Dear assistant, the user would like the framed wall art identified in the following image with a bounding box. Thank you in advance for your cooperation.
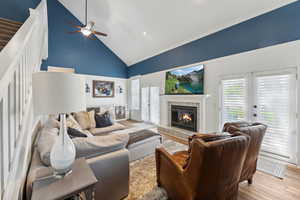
[93,80,115,98]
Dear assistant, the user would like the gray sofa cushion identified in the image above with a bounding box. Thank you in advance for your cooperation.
[73,132,129,159]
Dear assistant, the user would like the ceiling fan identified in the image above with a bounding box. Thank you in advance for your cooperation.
[67,0,107,39]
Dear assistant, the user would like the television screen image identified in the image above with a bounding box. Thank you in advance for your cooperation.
[165,65,204,95]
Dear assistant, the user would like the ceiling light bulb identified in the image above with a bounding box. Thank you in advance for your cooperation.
[81,28,92,36]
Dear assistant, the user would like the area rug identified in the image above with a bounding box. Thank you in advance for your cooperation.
[124,138,187,200]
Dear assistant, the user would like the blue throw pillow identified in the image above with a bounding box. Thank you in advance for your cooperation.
[95,111,113,128]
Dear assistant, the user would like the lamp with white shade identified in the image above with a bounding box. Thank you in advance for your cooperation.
[32,72,86,177]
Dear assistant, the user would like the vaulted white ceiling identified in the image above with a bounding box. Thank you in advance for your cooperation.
[59,0,296,66]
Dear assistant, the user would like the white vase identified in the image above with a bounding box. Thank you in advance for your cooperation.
[50,114,76,176]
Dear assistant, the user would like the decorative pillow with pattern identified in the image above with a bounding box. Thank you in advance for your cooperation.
[100,106,116,122]
[95,111,113,128]
[74,110,96,130]
[67,115,84,131]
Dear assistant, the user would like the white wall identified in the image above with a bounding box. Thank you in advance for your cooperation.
[136,40,300,134]
[78,74,128,107]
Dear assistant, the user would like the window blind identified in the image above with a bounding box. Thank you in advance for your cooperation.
[221,78,247,126]
[131,79,140,110]
[255,74,294,158]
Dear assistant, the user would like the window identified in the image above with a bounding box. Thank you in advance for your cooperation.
[131,79,140,110]
[220,78,247,126]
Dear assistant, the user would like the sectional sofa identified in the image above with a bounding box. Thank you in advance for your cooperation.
[26,106,162,200]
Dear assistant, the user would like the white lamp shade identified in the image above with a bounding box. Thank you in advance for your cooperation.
[32,72,86,115]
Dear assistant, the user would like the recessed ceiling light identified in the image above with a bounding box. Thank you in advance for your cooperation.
[143,32,147,36]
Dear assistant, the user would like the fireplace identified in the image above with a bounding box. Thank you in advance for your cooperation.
[171,105,197,132]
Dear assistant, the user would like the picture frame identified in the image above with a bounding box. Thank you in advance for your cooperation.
[93,80,115,98]
[115,106,126,120]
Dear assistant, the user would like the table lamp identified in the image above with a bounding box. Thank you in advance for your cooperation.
[32,72,86,177]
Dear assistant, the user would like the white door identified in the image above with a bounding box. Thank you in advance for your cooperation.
[220,69,297,162]
[252,71,297,161]
[141,87,150,122]
[150,87,160,124]
[141,87,160,124]
[130,78,140,121]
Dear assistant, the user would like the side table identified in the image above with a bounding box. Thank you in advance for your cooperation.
[31,158,98,200]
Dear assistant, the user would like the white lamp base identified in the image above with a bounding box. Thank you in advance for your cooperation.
[50,114,76,177]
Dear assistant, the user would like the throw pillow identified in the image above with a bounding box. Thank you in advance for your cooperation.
[44,117,60,129]
[95,111,113,128]
[67,127,88,139]
[74,110,96,130]
[100,106,116,122]
[67,115,84,131]
[36,127,58,166]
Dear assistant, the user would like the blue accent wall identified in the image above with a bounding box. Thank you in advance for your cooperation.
[0,0,128,78]
[128,1,300,77]
[0,0,40,22]
[41,0,128,78]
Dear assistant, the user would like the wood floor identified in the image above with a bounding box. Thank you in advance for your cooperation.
[238,165,300,200]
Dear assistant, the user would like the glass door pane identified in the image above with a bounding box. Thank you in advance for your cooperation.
[253,72,297,160]
[221,78,247,126]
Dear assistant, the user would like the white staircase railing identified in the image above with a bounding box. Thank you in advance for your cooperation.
[0,0,48,199]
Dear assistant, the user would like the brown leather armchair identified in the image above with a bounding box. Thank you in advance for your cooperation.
[156,134,250,200]
[223,122,267,184]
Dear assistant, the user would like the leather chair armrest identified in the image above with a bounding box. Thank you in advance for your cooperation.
[155,147,184,186]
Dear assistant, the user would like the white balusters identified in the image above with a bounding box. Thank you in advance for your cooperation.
[1,91,10,194]
[0,0,48,198]
[0,99,3,195]
[18,63,23,128]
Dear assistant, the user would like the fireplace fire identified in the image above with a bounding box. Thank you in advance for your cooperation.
[171,105,197,132]
[181,113,192,122]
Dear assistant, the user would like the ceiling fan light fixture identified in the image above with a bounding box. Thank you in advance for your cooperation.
[67,0,107,39]
[81,27,92,36]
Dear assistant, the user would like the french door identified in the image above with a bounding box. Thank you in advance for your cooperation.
[220,69,297,162]
[141,87,160,124]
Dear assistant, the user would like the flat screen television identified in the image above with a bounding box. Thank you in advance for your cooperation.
[165,65,204,95]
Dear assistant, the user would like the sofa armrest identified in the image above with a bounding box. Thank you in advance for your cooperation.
[87,149,129,200]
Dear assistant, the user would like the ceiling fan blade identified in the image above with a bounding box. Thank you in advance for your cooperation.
[72,25,83,29]
[67,30,81,34]
[93,31,108,37]
[87,34,96,40]
[66,21,83,29]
